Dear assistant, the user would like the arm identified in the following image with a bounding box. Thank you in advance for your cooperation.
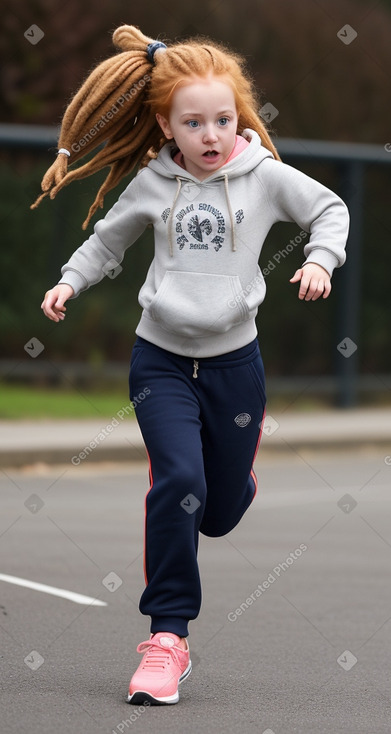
[41,173,150,321]
[256,158,350,299]
[57,174,150,298]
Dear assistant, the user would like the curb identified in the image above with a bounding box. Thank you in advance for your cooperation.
[1,409,391,468]
[1,437,390,469]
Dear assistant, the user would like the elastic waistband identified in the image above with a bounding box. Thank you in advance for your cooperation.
[134,336,260,368]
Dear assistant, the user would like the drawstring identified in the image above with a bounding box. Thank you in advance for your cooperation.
[223,174,236,252]
[167,173,237,256]
[167,176,182,257]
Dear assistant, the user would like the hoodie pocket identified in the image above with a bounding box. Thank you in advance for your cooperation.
[246,359,266,402]
[148,270,250,338]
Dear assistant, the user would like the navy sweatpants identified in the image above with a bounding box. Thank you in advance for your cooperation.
[128,336,266,638]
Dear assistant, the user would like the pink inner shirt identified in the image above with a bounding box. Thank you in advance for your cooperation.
[172,134,249,170]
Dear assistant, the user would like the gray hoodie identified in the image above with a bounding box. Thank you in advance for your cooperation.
[59,128,349,357]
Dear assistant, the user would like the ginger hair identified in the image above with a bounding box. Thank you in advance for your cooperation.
[31,24,281,230]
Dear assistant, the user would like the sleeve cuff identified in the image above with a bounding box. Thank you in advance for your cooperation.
[58,270,88,298]
[301,249,340,277]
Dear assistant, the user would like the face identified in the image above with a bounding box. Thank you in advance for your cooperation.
[156,76,238,181]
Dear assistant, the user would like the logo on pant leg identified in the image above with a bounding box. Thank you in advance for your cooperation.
[234,412,251,427]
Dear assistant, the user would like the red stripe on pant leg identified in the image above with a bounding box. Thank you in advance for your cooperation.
[250,406,266,502]
[143,446,154,586]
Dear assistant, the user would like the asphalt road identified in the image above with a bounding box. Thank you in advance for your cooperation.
[1,449,391,734]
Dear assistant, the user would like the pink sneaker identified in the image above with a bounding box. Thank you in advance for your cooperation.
[127,632,192,705]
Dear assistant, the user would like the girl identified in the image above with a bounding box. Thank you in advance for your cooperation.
[37,25,349,706]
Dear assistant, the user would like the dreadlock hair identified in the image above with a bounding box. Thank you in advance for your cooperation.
[31,24,281,230]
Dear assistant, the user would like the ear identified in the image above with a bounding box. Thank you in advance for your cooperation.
[156,113,173,139]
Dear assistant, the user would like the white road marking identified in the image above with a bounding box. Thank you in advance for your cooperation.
[0,573,107,606]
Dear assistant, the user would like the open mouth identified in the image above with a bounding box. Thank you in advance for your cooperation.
[203,150,219,158]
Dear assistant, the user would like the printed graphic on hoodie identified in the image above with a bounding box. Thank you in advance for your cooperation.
[161,203,244,251]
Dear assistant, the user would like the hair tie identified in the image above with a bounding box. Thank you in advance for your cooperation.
[57,148,71,157]
[146,41,167,64]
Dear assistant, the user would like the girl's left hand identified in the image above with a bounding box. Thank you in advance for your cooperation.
[289,263,331,301]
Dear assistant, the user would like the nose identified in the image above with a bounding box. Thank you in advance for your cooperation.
[202,123,218,144]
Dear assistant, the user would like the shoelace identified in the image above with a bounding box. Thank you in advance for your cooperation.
[136,639,184,673]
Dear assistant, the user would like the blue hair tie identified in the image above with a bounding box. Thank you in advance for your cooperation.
[146,41,167,64]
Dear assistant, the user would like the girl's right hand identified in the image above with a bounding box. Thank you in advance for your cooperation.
[41,284,74,322]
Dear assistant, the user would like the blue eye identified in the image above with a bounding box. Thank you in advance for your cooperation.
[187,120,199,128]
[218,117,229,126]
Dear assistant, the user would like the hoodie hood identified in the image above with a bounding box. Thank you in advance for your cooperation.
[147,129,274,255]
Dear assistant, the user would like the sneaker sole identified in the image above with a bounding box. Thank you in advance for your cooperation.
[127,660,192,705]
